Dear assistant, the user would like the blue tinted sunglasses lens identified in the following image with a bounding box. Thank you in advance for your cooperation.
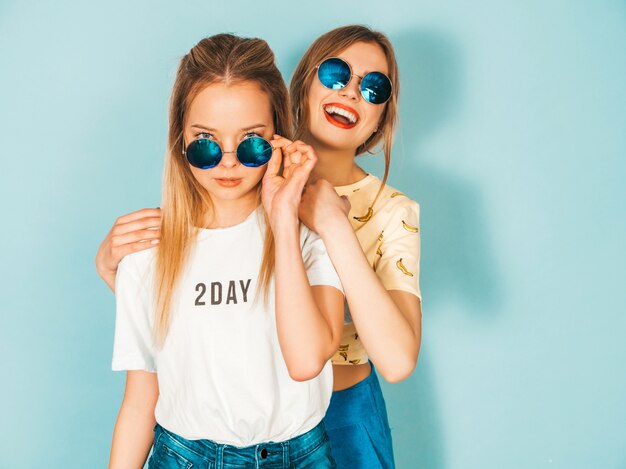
[361,72,392,104]
[237,137,273,167]
[186,139,222,169]
[318,58,351,90]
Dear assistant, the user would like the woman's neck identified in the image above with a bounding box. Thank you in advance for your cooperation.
[201,192,258,229]
[309,145,368,187]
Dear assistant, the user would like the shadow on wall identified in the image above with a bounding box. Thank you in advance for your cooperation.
[379,28,504,469]
[394,28,502,315]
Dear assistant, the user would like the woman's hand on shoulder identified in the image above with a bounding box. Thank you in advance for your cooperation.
[95,208,161,291]
[262,135,317,229]
[299,179,351,238]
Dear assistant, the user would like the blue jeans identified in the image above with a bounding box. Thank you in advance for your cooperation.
[323,365,395,469]
[148,420,336,468]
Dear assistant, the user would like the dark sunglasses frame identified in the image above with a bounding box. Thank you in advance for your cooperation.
[316,57,393,105]
[182,136,274,169]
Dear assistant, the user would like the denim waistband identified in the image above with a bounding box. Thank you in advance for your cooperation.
[154,419,328,467]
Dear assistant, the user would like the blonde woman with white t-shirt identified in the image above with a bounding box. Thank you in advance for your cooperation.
[107,34,344,468]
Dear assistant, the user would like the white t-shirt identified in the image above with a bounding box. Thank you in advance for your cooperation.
[112,208,343,446]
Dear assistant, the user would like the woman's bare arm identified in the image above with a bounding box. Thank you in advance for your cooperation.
[299,179,422,383]
[109,371,159,469]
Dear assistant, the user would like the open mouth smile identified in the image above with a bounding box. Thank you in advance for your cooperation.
[323,103,360,129]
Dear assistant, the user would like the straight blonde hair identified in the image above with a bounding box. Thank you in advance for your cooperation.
[155,34,292,346]
[290,25,400,208]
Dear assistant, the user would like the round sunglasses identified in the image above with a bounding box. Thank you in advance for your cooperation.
[316,57,392,105]
[183,136,274,169]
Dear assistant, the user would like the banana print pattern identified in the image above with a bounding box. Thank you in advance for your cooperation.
[337,351,363,365]
[353,206,373,222]
[332,329,366,365]
[338,344,350,362]
[402,220,419,233]
[396,258,414,277]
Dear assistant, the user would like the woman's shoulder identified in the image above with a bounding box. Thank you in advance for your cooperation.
[341,174,418,229]
[119,245,157,276]
[365,175,420,215]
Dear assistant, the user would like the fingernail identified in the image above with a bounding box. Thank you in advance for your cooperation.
[151,240,160,245]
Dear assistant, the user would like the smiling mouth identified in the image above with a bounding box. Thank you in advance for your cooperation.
[323,103,360,129]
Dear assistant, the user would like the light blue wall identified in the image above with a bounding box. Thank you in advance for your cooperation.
[1,1,624,467]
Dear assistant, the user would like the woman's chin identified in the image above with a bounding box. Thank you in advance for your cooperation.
[309,129,360,152]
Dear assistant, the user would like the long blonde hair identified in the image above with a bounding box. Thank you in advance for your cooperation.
[290,25,400,207]
[155,34,291,345]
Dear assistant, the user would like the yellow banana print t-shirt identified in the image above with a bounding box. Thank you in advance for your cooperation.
[331,174,421,366]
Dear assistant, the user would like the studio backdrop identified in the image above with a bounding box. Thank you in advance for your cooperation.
[0,1,624,468]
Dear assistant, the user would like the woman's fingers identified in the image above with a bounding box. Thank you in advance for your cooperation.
[270,135,293,149]
[96,208,162,288]
[112,229,161,247]
[111,216,161,237]
[112,239,160,260]
[269,135,295,176]
[294,143,318,175]
[284,142,316,168]
[268,135,319,200]
[287,155,317,189]
[301,147,318,171]
[274,136,298,170]
[115,208,161,226]
[283,151,303,178]
[282,141,317,185]
[264,145,283,181]
[289,142,317,167]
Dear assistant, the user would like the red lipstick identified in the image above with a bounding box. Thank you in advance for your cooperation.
[323,102,360,129]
